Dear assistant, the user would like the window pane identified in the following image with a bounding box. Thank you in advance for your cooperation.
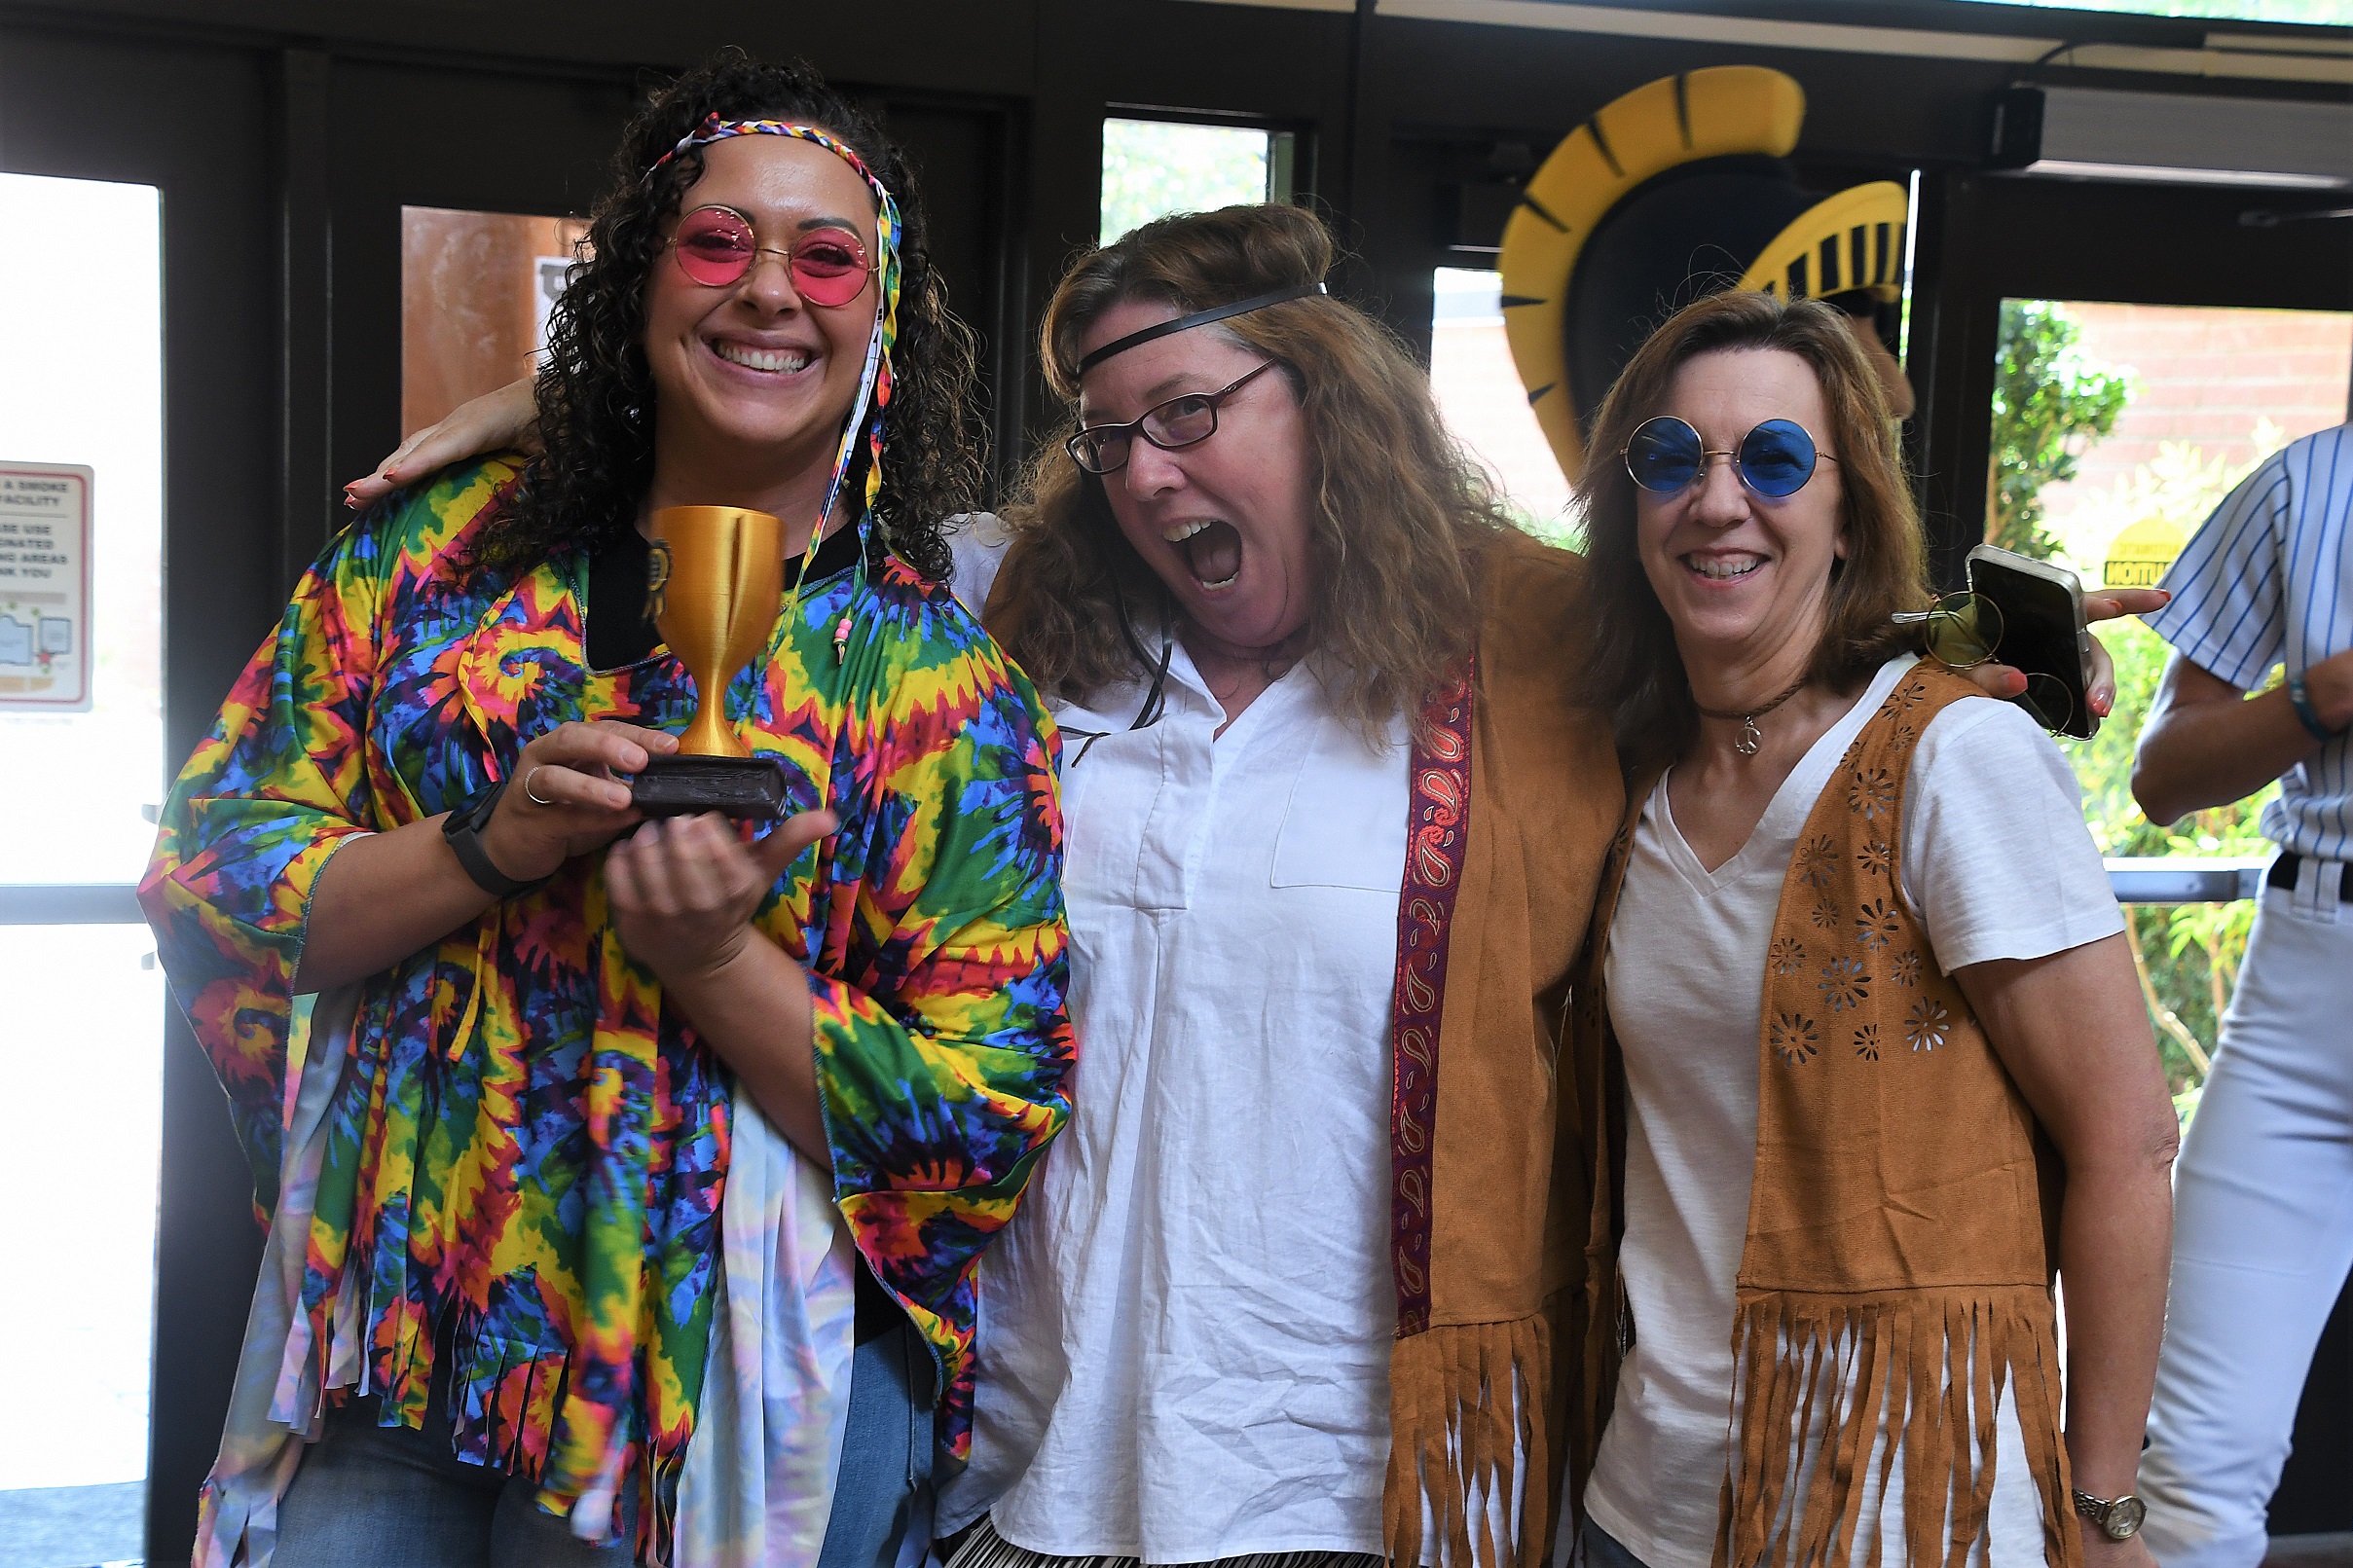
[1428,268,1578,545]
[1988,296,2353,1111]
[402,205,591,439]
[0,174,164,886]
[0,169,168,1566]
[1100,119,1272,243]
[0,923,164,1559]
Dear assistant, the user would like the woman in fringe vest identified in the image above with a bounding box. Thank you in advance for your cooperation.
[1563,290,2178,1568]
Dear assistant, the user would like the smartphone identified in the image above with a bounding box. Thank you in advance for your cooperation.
[1965,544,2099,741]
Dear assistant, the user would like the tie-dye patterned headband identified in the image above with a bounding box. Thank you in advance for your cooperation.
[648,115,902,609]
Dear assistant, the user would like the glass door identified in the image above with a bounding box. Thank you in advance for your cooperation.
[1986,298,2353,1114]
[1428,265,1578,544]
[0,172,167,1566]
[1985,294,2353,1536]
[402,205,592,435]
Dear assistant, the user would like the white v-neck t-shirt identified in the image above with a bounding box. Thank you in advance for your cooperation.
[1580,656,2124,1568]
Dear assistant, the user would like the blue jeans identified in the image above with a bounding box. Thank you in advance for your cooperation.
[274,1321,935,1568]
[1581,1517,1653,1568]
[272,1375,636,1567]
[816,1320,937,1568]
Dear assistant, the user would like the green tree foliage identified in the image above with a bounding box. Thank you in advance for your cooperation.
[1986,301,2135,560]
[2013,383,2305,1113]
[1099,120,1271,245]
[2068,617,2275,1115]
[1999,319,2296,1121]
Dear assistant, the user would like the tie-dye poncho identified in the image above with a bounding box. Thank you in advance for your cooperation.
[139,456,1074,1558]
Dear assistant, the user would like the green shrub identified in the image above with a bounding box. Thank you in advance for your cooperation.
[1991,300,2294,1121]
[2061,617,2273,1100]
[1986,302,2135,561]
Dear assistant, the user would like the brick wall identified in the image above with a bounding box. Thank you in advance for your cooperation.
[1432,310,1575,532]
[2038,301,2353,535]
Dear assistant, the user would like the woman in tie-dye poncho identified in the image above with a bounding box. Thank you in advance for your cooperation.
[139,53,1073,1568]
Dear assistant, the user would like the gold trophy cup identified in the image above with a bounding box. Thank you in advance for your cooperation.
[629,505,792,819]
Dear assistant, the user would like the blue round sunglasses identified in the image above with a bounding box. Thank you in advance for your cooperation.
[1621,416,1839,499]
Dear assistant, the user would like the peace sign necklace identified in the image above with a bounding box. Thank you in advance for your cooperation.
[1695,673,1813,757]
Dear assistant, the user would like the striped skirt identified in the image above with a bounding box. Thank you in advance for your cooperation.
[945,1516,1385,1568]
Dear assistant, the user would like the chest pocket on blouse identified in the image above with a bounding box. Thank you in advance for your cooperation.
[1269,711,1409,892]
[1058,708,1173,914]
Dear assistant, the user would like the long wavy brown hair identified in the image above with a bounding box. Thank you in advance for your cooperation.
[1574,290,1929,772]
[988,203,1512,737]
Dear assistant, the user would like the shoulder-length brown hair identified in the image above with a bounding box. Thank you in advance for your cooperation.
[987,203,1511,737]
[1575,290,1929,772]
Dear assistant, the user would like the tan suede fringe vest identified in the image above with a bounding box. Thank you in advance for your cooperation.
[1571,664,2080,1568]
[1374,535,1619,1568]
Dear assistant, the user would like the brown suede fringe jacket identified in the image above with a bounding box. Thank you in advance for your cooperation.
[1565,663,2079,1568]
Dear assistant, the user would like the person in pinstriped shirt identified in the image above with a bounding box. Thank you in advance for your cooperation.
[2130,420,2353,1568]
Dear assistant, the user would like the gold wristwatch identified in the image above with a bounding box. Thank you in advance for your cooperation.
[2073,1489,2148,1541]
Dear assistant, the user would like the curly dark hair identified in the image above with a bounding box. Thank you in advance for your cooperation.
[472,50,983,580]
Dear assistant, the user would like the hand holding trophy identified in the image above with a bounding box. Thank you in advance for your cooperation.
[630,504,793,819]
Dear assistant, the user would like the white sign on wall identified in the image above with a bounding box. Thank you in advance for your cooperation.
[0,462,94,712]
[535,255,571,352]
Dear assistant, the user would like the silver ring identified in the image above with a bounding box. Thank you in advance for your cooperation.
[523,766,557,808]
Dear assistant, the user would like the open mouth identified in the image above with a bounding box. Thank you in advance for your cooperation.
[1164,519,1242,591]
[709,339,814,376]
[1684,552,1764,582]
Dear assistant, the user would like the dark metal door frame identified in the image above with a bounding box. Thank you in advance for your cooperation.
[1906,168,2353,591]
[0,19,288,1562]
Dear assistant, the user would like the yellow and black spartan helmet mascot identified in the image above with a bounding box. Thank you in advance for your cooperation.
[1498,65,1909,481]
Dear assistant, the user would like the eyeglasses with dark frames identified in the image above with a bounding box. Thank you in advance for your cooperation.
[1066,362,1277,476]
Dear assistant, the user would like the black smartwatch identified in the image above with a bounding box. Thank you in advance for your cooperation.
[441,781,547,898]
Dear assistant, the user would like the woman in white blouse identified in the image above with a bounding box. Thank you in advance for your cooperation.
[940,202,1615,1568]
[356,201,1635,1567]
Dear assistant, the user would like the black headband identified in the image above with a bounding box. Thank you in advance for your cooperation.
[1076,281,1328,375]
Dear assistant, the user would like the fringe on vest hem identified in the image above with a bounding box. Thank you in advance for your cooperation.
[1382,1314,1553,1568]
[1714,1284,2077,1568]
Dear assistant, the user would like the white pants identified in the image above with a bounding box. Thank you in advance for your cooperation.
[2139,877,2353,1568]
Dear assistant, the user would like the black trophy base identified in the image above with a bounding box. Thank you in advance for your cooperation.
[631,754,790,820]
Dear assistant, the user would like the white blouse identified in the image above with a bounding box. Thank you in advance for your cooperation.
[934,614,1414,1561]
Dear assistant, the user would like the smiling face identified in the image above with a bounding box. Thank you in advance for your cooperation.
[641,132,879,478]
[1636,346,1848,680]
[1075,299,1322,655]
